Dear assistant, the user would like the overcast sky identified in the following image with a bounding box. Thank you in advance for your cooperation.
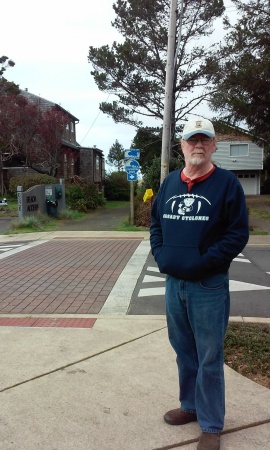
[2,0,237,158]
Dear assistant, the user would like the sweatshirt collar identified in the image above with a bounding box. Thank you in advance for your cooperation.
[181,166,216,192]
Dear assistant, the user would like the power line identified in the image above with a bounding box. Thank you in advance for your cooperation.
[80,94,110,145]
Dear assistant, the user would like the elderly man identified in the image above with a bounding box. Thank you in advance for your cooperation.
[150,118,249,450]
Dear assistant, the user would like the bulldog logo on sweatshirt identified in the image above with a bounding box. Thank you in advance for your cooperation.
[163,193,211,221]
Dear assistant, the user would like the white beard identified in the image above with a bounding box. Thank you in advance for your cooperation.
[189,155,205,165]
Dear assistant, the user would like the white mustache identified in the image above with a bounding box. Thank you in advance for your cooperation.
[191,151,205,155]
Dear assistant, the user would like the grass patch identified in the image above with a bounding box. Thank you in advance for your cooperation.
[9,214,56,233]
[105,200,130,209]
[249,230,268,235]
[0,199,18,217]
[57,209,87,220]
[249,207,270,220]
[224,323,270,388]
[115,219,149,232]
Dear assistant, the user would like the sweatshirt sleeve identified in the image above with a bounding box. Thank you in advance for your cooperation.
[202,180,249,269]
[150,189,163,258]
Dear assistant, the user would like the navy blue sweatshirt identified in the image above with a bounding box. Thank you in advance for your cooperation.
[150,167,249,280]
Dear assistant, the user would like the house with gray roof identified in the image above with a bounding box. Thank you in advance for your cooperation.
[3,91,105,191]
[213,122,264,195]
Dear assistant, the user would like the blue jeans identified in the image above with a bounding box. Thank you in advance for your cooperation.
[165,273,230,433]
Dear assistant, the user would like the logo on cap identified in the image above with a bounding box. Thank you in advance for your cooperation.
[195,121,202,128]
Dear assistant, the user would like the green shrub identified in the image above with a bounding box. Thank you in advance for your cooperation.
[11,213,50,230]
[65,177,105,211]
[104,171,130,200]
[9,174,57,194]
[134,191,152,228]
[140,156,183,196]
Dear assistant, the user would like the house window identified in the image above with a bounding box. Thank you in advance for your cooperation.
[70,122,74,133]
[96,155,100,170]
[66,122,69,130]
[230,144,249,157]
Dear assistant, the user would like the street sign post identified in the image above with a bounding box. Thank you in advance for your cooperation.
[124,149,141,225]
[127,172,138,181]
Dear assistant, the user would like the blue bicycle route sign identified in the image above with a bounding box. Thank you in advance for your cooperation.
[124,149,140,160]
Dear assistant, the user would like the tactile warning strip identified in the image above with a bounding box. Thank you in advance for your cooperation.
[0,317,96,328]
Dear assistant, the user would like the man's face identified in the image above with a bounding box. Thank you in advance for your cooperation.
[181,133,216,167]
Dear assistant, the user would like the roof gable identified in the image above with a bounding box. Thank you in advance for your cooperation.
[20,90,79,122]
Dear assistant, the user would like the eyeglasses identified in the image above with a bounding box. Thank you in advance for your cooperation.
[186,137,213,145]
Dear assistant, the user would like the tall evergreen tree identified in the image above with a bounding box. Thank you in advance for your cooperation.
[208,0,270,145]
[0,56,15,76]
[0,56,18,94]
[107,139,125,171]
[88,0,225,137]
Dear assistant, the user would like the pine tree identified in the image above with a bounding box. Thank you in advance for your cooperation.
[208,0,270,145]
[88,0,225,137]
[107,139,125,171]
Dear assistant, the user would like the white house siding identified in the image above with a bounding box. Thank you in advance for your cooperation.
[214,141,263,171]
[214,140,263,195]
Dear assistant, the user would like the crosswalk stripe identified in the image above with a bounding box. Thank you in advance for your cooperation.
[0,245,25,248]
[233,257,250,263]
[138,278,270,298]
[143,275,165,283]
[0,241,48,259]
[138,287,165,297]
[230,280,270,291]
[147,266,160,273]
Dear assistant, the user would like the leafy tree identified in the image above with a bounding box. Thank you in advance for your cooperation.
[141,155,183,196]
[33,107,70,176]
[131,126,183,174]
[88,0,225,137]
[208,0,270,146]
[106,139,125,171]
[131,127,162,174]
[0,92,70,180]
[0,56,15,76]
[0,56,18,95]
[0,93,34,194]
[104,171,130,200]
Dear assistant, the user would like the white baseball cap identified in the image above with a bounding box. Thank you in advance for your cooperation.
[182,118,215,140]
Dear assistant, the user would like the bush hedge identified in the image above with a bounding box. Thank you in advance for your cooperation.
[104,171,130,200]
[9,174,57,194]
[65,177,105,211]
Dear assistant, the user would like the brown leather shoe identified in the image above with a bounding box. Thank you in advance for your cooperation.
[164,408,197,425]
[197,432,221,450]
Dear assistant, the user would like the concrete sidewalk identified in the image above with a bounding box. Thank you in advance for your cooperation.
[0,316,269,450]
[0,231,269,449]
[0,228,269,243]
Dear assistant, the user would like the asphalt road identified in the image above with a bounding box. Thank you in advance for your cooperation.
[128,246,270,318]
[0,205,130,234]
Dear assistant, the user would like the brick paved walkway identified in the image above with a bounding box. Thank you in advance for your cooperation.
[0,239,142,315]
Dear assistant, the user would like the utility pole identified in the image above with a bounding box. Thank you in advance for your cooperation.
[160,0,178,185]
[160,0,184,185]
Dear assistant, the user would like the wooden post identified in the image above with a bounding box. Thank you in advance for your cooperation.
[130,181,134,225]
